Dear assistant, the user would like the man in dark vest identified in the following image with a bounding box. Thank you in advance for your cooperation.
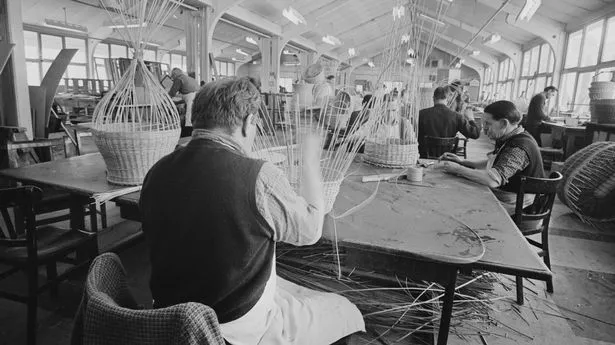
[437,100,545,213]
[140,77,364,344]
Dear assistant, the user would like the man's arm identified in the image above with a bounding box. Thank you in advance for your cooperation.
[168,78,182,97]
[456,112,481,139]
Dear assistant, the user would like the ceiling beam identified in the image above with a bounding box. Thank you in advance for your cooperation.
[281,0,352,37]
[566,2,615,32]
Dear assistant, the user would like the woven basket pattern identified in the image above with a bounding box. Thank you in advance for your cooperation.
[588,82,615,100]
[363,140,419,168]
[289,167,344,214]
[557,142,615,224]
[93,125,180,185]
[590,99,615,124]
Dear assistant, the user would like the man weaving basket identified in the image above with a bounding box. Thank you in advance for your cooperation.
[140,77,365,345]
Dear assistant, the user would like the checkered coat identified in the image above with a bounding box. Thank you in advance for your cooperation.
[71,253,225,345]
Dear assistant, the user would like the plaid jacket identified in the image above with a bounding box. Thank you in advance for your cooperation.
[71,253,226,345]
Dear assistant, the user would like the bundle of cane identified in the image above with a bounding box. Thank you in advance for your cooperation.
[92,0,182,185]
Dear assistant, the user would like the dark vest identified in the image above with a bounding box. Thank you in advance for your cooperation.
[140,139,273,323]
[493,131,545,193]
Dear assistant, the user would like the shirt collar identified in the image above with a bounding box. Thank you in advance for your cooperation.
[494,126,525,150]
[191,128,247,156]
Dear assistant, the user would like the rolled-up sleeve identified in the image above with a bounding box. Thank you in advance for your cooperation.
[489,147,530,186]
[255,162,323,246]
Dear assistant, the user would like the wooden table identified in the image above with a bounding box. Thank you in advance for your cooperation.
[543,122,586,159]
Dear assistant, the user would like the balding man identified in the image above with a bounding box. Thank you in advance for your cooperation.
[169,68,200,136]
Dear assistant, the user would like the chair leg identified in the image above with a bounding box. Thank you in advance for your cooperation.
[27,265,38,345]
[542,227,554,293]
[516,276,524,305]
[46,263,58,298]
[88,204,98,233]
[100,203,107,229]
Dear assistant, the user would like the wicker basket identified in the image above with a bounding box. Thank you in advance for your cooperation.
[317,91,352,129]
[363,139,419,168]
[588,81,615,100]
[288,167,344,214]
[93,124,179,185]
[590,99,615,124]
[557,142,615,225]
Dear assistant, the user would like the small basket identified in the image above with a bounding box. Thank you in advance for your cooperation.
[288,167,344,214]
[93,124,179,185]
[363,139,419,168]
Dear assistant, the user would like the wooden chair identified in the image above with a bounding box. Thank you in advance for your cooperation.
[455,136,468,159]
[0,186,97,345]
[512,172,563,305]
[424,136,459,159]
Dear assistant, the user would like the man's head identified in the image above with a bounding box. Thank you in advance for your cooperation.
[192,77,261,151]
[483,100,521,141]
[171,68,184,79]
[433,86,450,105]
[544,86,558,99]
[326,75,335,84]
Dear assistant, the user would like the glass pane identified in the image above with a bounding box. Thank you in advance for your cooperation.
[94,43,109,58]
[66,65,88,79]
[181,56,187,72]
[144,49,156,62]
[41,34,62,60]
[170,54,182,69]
[24,31,39,59]
[26,61,40,85]
[228,62,235,76]
[41,61,52,77]
[527,78,537,97]
[580,20,604,67]
[535,76,546,92]
[574,72,593,115]
[529,46,540,76]
[538,44,549,73]
[522,51,530,76]
[158,52,170,65]
[602,17,615,62]
[559,72,576,111]
[597,69,614,81]
[546,47,554,73]
[565,30,582,68]
[95,63,107,80]
[64,37,86,63]
[519,79,528,97]
[110,44,128,58]
[507,60,515,79]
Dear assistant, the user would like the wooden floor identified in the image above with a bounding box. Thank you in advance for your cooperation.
[0,135,614,345]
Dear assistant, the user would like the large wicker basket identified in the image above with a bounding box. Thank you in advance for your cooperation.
[288,167,344,214]
[93,124,179,185]
[590,99,615,124]
[557,141,615,226]
[363,139,419,168]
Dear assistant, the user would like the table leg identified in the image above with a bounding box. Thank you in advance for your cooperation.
[71,195,98,260]
[74,129,82,156]
[437,268,458,345]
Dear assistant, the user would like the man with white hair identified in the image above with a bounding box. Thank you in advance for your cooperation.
[168,67,200,136]
[141,77,365,345]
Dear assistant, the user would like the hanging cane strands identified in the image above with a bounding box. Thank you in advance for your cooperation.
[92,0,182,186]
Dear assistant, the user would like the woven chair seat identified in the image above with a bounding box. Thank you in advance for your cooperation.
[539,147,563,155]
[0,226,94,263]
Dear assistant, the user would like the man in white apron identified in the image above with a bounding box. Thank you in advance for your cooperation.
[168,68,200,137]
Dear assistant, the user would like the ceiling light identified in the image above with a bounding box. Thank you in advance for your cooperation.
[471,50,481,56]
[483,33,501,44]
[44,19,88,33]
[236,48,249,56]
[348,48,356,57]
[143,41,161,47]
[419,13,445,26]
[322,35,342,46]
[517,0,541,22]
[392,5,405,20]
[232,57,245,62]
[106,20,147,29]
[246,36,258,45]
[367,61,375,68]
[282,6,307,25]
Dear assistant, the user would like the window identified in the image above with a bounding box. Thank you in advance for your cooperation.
[602,17,615,62]
[538,44,549,73]
[41,34,62,60]
[26,61,40,86]
[559,72,576,111]
[546,46,554,73]
[507,60,515,79]
[279,78,293,92]
[535,76,546,93]
[580,20,604,67]
[111,44,128,58]
[574,72,594,115]
[24,31,39,60]
[529,46,540,76]
[171,54,183,69]
[522,51,531,76]
[565,30,582,68]
[144,49,156,62]
[94,43,110,58]
[519,79,528,97]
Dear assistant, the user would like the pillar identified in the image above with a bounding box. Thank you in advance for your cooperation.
[0,0,31,136]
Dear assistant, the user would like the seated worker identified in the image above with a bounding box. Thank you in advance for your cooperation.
[168,67,200,137]
[525,87,557,146]
[418,87,480,157]
[141,77,365,345]
[437,100,546,213]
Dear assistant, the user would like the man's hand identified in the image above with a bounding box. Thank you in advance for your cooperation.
[434,160,463,175]
[463,108,475,121]
[439,152,464,164]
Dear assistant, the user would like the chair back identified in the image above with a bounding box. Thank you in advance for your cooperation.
[0,186,42,243]
[513,172,563,233]
[424,136,459,159]
[72,253,225,345]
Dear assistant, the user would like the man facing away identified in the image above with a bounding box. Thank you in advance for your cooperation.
[141,77,365,345]
[418,86,481,157]
[168,67,200,136]
[437,100,546,213]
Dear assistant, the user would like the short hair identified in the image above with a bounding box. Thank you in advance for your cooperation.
[326,75,335,80]
[544,86,558,93]
[484,100,521,124]
[191,77,261,130]
[171,68,183,77]
[433,86,450,101]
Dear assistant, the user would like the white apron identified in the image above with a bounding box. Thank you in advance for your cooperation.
[182,92,196,127]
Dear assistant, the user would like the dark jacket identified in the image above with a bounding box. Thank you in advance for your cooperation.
[169,74,200,96]
[140,139,273,323]
[418,104,480,156]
